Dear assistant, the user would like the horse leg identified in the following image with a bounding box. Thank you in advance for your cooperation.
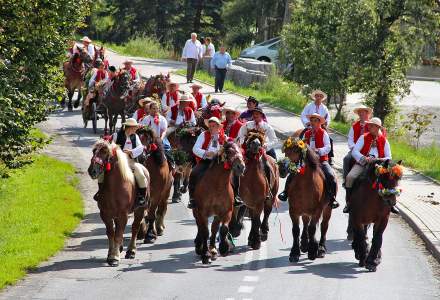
[352,220,368,267]
[307,213,320,260]
[199,215,211,264]
[102,216,116,266]
[318,206,332,258]
[300,215,310,253]
[248,209,262,250]
[219,223,232,256]
[74,86,81,108]
[112,216,128,266]
[112,114,118,133]
[289,212,301,262]
[172,172,182,203]
[126,208,145,259]
[365,217,389,272]
[194,214,203,256]
[230,205,246,238]
[67,90,74,111]
[155,196,168,236]
[260,202,272,242]
[209,217,220,260]
[346,213,354,241]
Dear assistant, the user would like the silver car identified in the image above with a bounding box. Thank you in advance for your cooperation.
[239,37,280,62]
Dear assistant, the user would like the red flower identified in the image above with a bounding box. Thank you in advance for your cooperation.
[379,183,384,190]
[153,115,159,125]
[149,143,158,152]
[223,162,231,170]
[105,162,111,171]
[298,166,306,175]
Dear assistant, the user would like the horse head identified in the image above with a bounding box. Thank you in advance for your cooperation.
[137,126,165,165]
[221,141,245,176]
[245,129,265,158]
[114,70,131,95]
[77,46,92,64]
[282,136,307,164]
[88,139,113,179]
[368,159,403,207]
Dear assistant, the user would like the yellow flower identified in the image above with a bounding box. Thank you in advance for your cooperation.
[297,140,305,149]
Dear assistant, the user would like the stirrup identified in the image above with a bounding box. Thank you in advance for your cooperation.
[330,200,339,209]
[278,191,288,202]
[187,199,196,209]
[343,205,350,213]
[234,196,244,207]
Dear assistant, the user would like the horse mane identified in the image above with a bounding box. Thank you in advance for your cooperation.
[137,126,165,166]
[304,145,319,170]
[245,129,265,145]
[112,143,135,184]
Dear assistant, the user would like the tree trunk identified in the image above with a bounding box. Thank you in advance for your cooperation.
[334,91,346,122]
[193,0,204,33]
[283,0,292,26]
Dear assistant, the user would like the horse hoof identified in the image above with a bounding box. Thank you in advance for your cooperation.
[156,229,164,236]
[317,249,326,258]
[210,247,218,260]
[251,241,261,250]
[308,252,317,261]
[260,232,268,242]
[359,260,366,267]
[74,101,80,108]
[195,247,203,256]
[125,250,136,259]
[119,245,123,253]
[289,255,300,263]
[144,237,156,244]
[366,263,377,272]
[201,256,211,265]
[107,258,119,267]
[300,243,309,253]
[219,242,230,256]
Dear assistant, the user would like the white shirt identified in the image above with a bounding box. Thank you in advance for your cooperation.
[140,115,168,139]
[182,39,203,60]
[300,102,331,127]
[308,129,331,156]
[237,121,278,149]
[193,131,222,159]
[203,43,215,57]
[161,93,179,112]
[166,109,196,127]
[352,135,392,163]
[88,69,108,88]
[111,133,144,159]
[86,44,95,60]
[347,122,368,150]
[132,109,146,122]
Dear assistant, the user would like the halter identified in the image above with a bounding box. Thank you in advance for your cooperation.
[218,143,243,171]
[91,145,116,172]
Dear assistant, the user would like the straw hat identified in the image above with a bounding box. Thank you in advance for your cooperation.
[81,36,92,43]
[167,81,179,88]
[310,90,327,101]
[138,97,155,108]
[122,59,133,64]
[365,117,382,127]
[179,94,194,103]
[190,83,203,89]
[123,118,139,127]
[204,116,222,128]
[353,104,373,115]
[307,113,325,124]
[222,106,240,117]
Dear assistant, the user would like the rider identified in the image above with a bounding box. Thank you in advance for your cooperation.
[161,82,180,114]
[133,97,155,122]
[122,59,141,84]
[344,117,395,213]
[300,89,334,164]
[222,106,243,139]
[190,83,208,109]
[239,96,267,122]
[166,95,197,127]
[94,118,148,208]
[343,105,372,185]
[81,36,95,61]
[187,116,243,209]
[279,113,339,209]
[84,59,108,109]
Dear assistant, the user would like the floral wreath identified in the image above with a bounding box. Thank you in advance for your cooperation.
[373,163,404,197]
[282,137,307,156]
[279,137,308,176]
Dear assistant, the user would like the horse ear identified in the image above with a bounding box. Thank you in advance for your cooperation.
[397,160,402,165]
[383,159,390,168]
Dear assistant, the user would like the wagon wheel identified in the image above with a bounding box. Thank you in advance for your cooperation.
[92,102,98,134]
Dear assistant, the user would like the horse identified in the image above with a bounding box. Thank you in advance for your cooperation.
[349,159,403,272]
[101,70,131,134]
[196,100,224,129]
[87,139,149,266]
[279,137,334,262]
[142,74,170,98]
[137,126,173,243]
[229,130,279,250]
[193,141,246,264]
[167,125,203,202]
[62,46,92,111]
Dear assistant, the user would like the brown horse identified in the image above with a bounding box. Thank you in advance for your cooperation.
[101,70,131,134]
[142,73,170,98]
[196,100,224,129]
[279,137,334,262]
[350,159,403,272]
[230,130,279,250]
[62,46,92,111]
[167,125,203,202]
[193,141,246,264]
[88,140,149,266]
[137,127,173,243]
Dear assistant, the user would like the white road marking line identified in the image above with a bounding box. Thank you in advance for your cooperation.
[243,275,259,282]
[238,286,255,293]
[243,298,253,300]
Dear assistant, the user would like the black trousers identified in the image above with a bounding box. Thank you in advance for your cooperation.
[215,68,227,92]
[187,58,198,82]
[321,161,337,199]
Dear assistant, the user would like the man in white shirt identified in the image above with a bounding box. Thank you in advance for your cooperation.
[344,117,393,213]
[181,32,203,83]
[166,96,197,127]
[161,82,180,114]
[81,36,95,61]
[300,90,330,127]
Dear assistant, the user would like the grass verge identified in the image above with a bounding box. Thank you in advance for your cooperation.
[178,69,440,181]
[0,155,83,289]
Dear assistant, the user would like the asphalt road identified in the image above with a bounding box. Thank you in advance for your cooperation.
[1,53,440,300]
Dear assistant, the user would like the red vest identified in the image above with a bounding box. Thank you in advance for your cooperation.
[135,108,146,121]
[192,92,204,109]
[196,129,226,162]
[304,127,328,162]
[352,120,369,143]
[222,120,243,139]
[166,91,179,106]
[129,67,137,80]
[96,69,107,82]
[170,105,179,121]
[360,133,386,158]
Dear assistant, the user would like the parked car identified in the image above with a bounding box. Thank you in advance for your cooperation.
[239,37,280,63]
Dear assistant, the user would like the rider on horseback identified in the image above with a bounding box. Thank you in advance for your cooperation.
[166,95,197,127]
[94,118,149,208]
[84,59,108,109]
[133,97,155,122]
[122,60,141,84]
[187,117,244,209]
[222,106,243,139]
[191,83,208,109]
[278,113,340,209]
[161,82,180,114]
[81,36,95,62]
[239,96,267,122]
[343,117,395,213]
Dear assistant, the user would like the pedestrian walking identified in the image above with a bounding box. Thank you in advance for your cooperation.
[182,33,203,83]
[210,45,232,93]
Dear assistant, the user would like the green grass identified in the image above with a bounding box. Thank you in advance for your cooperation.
[179,68,440,181]
[98,36,177,60]
[176,69,308,113]
[0,155,83,289]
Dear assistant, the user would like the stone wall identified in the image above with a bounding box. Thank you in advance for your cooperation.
[200,57,273,87]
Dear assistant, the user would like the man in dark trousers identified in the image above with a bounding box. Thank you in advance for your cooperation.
[181,33,202,83]
[210,45,232,93]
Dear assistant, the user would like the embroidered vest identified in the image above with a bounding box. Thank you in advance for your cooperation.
[170,105,179,121]
[360,133,386,158]
[304,127,328,162]
[115,130,137,149]
[166,91,179,106]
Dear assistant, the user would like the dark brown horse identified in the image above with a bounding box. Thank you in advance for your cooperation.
[196,100,224,129]
[62,46,92,111]
[137,127,173,243]
[88,140,149,266]
[279,137,334,262]
[230,130,279,249]
[142,73,170,98]
[193,141,246,264]
[350,159,403,272]
[167,125,203,202]
[101,70,131,134]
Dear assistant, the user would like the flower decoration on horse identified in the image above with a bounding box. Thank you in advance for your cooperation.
[279,137,308,176]
[282,136,307,156]
[373,161,404,198]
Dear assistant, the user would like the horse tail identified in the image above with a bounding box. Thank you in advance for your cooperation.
[113,144,135,185]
